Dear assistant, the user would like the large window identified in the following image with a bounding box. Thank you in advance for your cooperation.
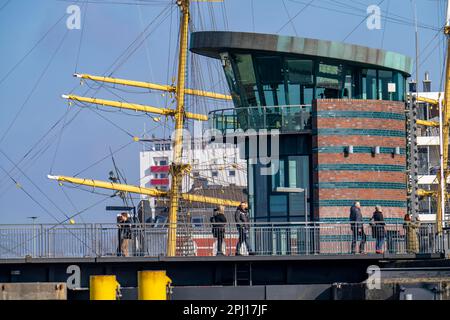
[378,70,394,100]
[234,54,259,107]
[254,56,287,106]
[260,155,310,221]
[316,62,344,99]
[362,69,377,100]
[226,53,407,107]
[286,59,314,105]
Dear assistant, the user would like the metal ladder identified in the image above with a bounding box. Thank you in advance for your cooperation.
[234,262,252,286]
[176,212,196,256]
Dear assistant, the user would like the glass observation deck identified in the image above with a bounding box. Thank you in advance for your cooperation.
[209,104,312,133]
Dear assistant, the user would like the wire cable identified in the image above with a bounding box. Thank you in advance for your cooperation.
[0,28,70,145]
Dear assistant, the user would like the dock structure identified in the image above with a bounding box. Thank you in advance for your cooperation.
[0,221,449,299]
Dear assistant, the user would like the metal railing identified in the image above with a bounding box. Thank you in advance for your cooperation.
[0,222,446,259]
[209,105,312,133]
[417,126,440,137]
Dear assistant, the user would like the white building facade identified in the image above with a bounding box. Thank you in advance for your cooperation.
[139,138,247,217]
[415,87,447,221]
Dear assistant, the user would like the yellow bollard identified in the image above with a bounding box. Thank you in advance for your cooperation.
[138,270,172,300]
[89,275,120,300]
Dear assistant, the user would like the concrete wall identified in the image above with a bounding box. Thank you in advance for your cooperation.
[0,283,66,300]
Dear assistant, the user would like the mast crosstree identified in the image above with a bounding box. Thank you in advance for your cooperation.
[48,0,239,256]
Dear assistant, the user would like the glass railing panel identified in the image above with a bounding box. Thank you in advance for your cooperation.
[209,105,312,133]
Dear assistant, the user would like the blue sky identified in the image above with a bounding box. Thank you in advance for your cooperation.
[0,0,446,223]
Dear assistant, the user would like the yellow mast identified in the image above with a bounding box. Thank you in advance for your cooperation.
[436,6,450,233]
[167,0,190,256]
[62,94,208,121]
[47,175,241,207]
[73,73,232,101]
[413,2,450,233]
[49,0,240,256]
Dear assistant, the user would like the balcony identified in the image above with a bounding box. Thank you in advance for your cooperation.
[150,178,169,186]
[209,105,312,134]
[150,165,170,173]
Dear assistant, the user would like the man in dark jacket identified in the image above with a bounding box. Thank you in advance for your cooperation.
[117,212,132,257]
[349,201,366,254]
[210,206,227,256]
[235,201,253,255]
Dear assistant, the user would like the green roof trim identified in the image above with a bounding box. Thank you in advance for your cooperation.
[190,31,412,75]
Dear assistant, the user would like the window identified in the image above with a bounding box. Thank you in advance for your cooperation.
[378,70,394,100]
[155,144,161,151]
[343,67,358,99]
[269,195,288,217]
[316,62,344,99]
[362,69,377,100]
[418,147,428,175]
[234,54,259,107]
[159,160,167,166]
[270,156,309,218]
[394,72,406,102]
[193,171,200,177]
[229,170,236,177]
[212,171,218,177]
[255,56,286,106]
[286,59,314,105]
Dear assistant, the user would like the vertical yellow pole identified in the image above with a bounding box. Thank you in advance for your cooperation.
[167,0,190,257]
[138,270,172,300]
[89,275,119,300]
[437,19,450,233]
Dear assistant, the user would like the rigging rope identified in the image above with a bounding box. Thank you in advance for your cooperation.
[0,28,70,145]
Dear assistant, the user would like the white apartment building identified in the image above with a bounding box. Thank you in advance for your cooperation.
[139,138,247,218]
[414,75,447,221]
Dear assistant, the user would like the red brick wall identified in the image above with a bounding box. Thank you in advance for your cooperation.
[312,99,407,221]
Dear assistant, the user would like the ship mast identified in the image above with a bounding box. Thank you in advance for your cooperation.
[168,0,190,257]
[48,0,240,256]
[436,0,450,233]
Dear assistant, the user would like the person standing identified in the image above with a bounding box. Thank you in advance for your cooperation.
[117,212,132,257]
[404,213,420,254]
[210,205,227,256]
[235,201,254,256]
[371,205,386,254]
[349,201,366,254]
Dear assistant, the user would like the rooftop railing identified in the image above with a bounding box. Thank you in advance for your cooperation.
[209,105,312,133]
[0,222,446,259]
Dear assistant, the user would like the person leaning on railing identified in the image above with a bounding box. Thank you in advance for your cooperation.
[403,213,420,254]
[210,206,227,256]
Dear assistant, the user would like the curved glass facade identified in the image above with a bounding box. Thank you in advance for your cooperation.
[223,52,407,108]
